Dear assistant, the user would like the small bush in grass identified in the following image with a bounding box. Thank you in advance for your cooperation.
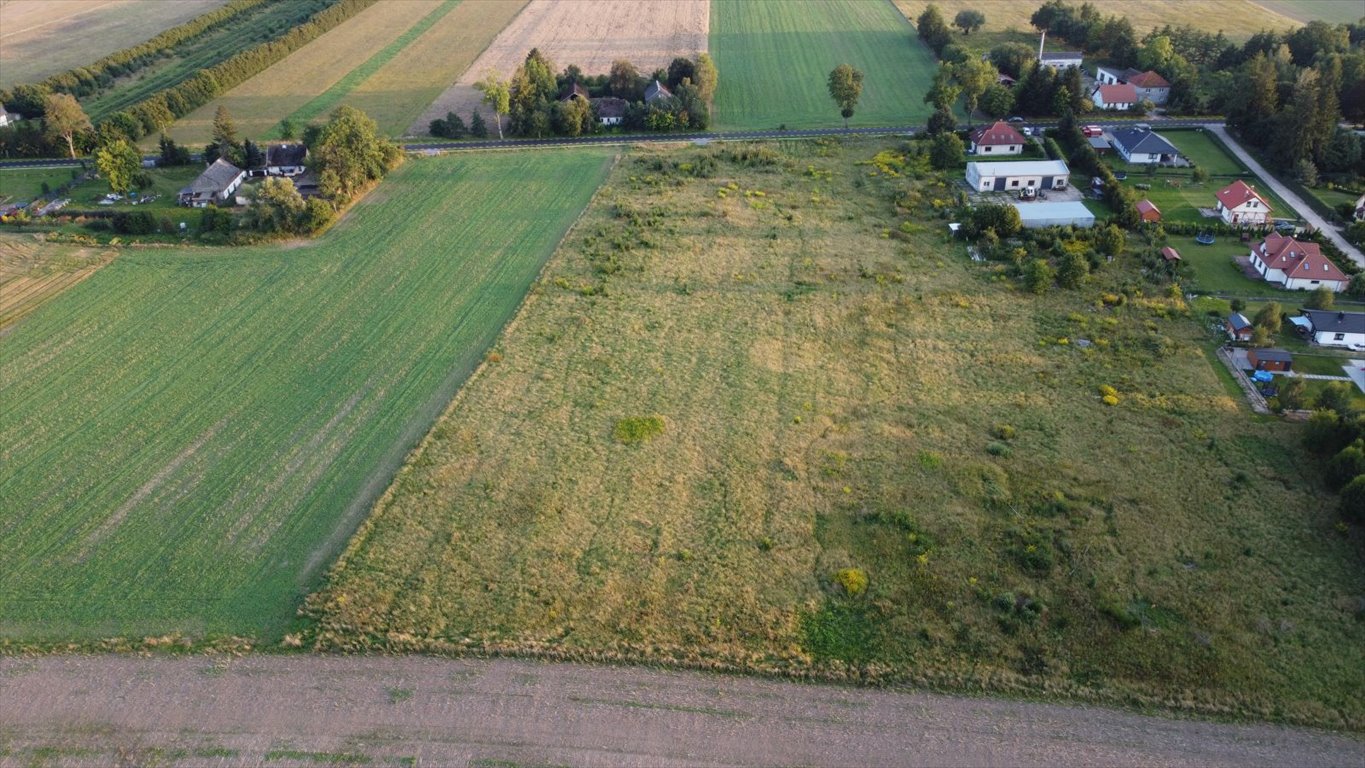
[986,441,1012,457]
[613,415,665,444]
[918,450,943,469]
[1102,394,1120,406]
[835,568,868,596]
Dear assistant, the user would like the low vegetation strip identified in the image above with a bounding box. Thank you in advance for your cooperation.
[0,149,616,641]
[278,0,463,135]
[308,138,1363,731]
[709,0,939,131]
[892,1,1303,40]
[157,0,447,146]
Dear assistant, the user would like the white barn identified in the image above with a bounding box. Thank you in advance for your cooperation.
[965,160,1070,193]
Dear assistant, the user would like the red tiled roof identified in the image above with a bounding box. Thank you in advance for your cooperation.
[1216,180,1269,211]
[1257,233,1348,283]
[1127,70,1170,88]
[1136,199,1160,215]
[1160,246,1181,261]
[1093,83,1136,103]
[969,121,1025,146]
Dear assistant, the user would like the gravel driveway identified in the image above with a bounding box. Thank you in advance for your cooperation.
[1,655,1361,767]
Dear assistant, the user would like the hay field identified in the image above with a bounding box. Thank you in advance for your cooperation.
[310,138,1364,730]
[0,149,616,641]
[0,0,228,89]
[413,0,707,135]
[710,0,938,130]
[156,0,445,145]
[0,236,112,329]
[1252,0,1364,24]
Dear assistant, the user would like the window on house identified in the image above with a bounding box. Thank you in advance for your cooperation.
[1335,333,1345,341]
[984,146,992,153]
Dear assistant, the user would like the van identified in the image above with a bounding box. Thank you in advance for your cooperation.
[1082,125,1103,137]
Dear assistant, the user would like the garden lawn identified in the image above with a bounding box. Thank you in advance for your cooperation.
[308,137,1364,731]
[0,148,616,641]
[709,0,939,131]
[1166,235,1298,296]
[0,168,85,202]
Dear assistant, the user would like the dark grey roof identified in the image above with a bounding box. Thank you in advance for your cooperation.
[181,158,244,195]
[644,79,672,102]
[1040,51,1083,59]
[1303,309,1365,334]
[1110,127,1179,156]
[591,97,628,118]
[1228,312,1252,331]
[266,143,307,167]
[1254,348,1293,362]
[1088,136,1110,149]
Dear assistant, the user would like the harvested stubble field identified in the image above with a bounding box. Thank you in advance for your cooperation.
[710,0,939,131]
[0,236,113,330]
[0,0,229,89]
[413,0,707,135]
[158,0,449,145]
[309,138,1364,730]
[0,149,616,641]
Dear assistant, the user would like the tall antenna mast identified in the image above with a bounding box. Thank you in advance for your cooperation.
[1039,30,1046,61]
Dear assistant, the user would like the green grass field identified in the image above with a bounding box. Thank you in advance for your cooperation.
[0,149,615,641]
[308,138,1364,730]
[0,167,86,202]
[710,0,939,131]
[1252,0,1363,24]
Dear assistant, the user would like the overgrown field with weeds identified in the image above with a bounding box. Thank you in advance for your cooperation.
[308,138,1365,730]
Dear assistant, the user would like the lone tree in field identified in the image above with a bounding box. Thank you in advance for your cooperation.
[313,106,403,203]
[43,93,91,159]
[475,72,510,140]
[95,138,140,194]
[827,64,864,130]
[954,9,986,35]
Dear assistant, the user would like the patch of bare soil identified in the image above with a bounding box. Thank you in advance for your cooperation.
[412,0,709,134]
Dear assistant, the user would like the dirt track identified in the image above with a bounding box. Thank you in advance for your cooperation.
[1,655,1361,766]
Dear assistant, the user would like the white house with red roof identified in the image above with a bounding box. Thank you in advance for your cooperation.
[1249,233,1349,292]
[968,121,1026,155]
[1215,180,1271,226]
[1091,83,1137,110]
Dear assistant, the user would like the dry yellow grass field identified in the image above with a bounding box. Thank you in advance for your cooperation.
[413,0,708,134]
[0,236,112,329]
[155,0,444,145]
[0,0,228,89]
[893,0,1304,40]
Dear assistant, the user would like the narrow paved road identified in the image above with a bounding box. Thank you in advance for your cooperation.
[1208,124,1365,269]
[1,655,1360,767]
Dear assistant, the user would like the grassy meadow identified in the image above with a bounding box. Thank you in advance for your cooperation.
[308,138,1364,730]
[0,236,114,330]
[709,0,940,131]
[0,149,616,641]
[1252,0,1364,24]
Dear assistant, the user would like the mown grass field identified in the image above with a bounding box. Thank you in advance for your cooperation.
[157,0,448,145]
[709,0,939,131]
[0,236,114,329]
[0,0,229,89]
[81,0,334,122]
[0,149,616,641]
[1252,0,1364,24]
[309,138,1364,730]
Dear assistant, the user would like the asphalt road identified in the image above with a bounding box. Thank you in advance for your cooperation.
[0,655,1361,767]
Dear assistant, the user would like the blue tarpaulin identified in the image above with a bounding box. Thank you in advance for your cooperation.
[1251,370,1275,383]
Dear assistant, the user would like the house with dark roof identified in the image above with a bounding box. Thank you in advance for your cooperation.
[1226,312,1253,342]
[1039,51,1083,69]
[290,170,320,199]
[1091,83,1137,110]
[264,143,307,177]
[178,158,246,207]
[1109,126,1180,164]
[966,159,1069,192]
[1215,180,1271,226]
[1249,233,1349,292]
[561,83,590,102]
[1087,135,1112,154]
[1136,199,1161,222]
[1301,309,1365,348]
[968,121,1026,156]
[644,80,672,104]
[590,97,628,126]
[1247,348,1293,372]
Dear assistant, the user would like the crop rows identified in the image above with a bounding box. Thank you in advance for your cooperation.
[0,149,615,640]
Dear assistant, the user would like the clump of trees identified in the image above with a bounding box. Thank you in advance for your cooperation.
[1303,405,1365,521]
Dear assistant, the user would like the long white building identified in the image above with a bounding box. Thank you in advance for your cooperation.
[966,160,1070,193]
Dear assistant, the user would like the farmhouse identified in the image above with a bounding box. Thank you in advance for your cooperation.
[1012,201,1094,228]
[966,159,1069,192]
[1248,233,1349,291]
[591,97,627,126]
[1247,347,1293,372]
[290,170,320,199]
[0,105,18,127]
[1091,83,1137,110]
[1136,199,1161,222]
[561,82,590,102]
[644,79,672,104]
[1094,66,1133,85]
[968,121,1026,156]
[1127,70,1171,105]
[1039,51,1083,69]
[1226,312,1253,341]
[1215,180,1271,226]
[1301,309,1365,348]
[264,143,307,177]
[1110,127,1180,164]
[178,158,246,207]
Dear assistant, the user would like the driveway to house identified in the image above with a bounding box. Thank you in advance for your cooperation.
[1207,124,1365,270]
[2,655,1362,767]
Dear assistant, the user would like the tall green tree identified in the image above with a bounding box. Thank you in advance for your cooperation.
[1254,301,1282,334]
[929,131,965,169]
[475,71,510,140]
[916,4,952,55]
[211,105,242,165]
[312,106,402,203]
[924,63,961,111]
[693,52,719,105]
[42,93,90,159]
[954,58,996,125]
[953,9,985,35]
[95,138,139,194]
[608,59,642,100]
[827,64,864,129]
[243,176,307,234]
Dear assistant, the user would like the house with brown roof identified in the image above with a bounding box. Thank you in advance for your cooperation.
[178,158,246,208]
[591,97,627,126]
[1160,246,1181,262]
[968,121,1026,156]
[561,83,590,102]
[1136,199,1161,222]
[1091,83,1137,110]
[1215,180,1271,226]
[1247,348,1293,372]
[1126,70,1170,105]
[1248,232,1349,292]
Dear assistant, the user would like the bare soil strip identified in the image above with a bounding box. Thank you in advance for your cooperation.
[0,655,1359,767]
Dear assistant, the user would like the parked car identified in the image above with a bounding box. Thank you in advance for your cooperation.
[1082,125,1103,137]
[1007,116,1025,123]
